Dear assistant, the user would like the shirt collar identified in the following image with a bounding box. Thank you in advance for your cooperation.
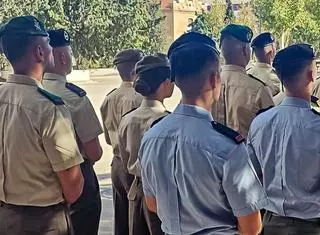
[141,98,167,112]
[120,81,133,88]
[255,62,272,69]
[6,74,40,87]
[280,96,311,108]
[43,73,67,82]
[222,65,246,74]
[173,104,214,122]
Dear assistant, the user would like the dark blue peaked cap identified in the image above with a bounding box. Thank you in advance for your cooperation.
[251,32,275,48]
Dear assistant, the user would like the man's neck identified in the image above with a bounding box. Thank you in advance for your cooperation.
[224,60,246,69]
[285,90,311,102]
[181,95,212,113]
[13,69,43,83]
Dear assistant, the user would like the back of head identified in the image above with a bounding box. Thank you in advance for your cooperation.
[273,43,317,89]
[251,32,276,63]
[0,16,49,66]
[113,49,144,81]
[133,54,170,97]
[47,28,72,75]
[168,32,220,93]
[220,24,253,66]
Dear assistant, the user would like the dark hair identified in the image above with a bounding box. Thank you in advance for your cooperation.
[276,60,313,85]
[1,34,33,64]
[170,46,219,80]
[134,67,170,96]
[116,61,136,81]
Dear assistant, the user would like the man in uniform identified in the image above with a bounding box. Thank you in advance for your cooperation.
[100,49,144,235]
[139,32,268,235]
[43,29,103,235]
[0,16,84,235]
[212,24,274,137]
[247,44,320,234]
[247,32,280,96]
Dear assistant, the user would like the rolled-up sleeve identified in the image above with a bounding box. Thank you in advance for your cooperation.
[222,144,268,217]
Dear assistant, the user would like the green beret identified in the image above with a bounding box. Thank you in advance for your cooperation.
[48,29,71,48]
[135,54,170,75]
[113,49,144,65]
[251,32,275,48]
[220,24,253,43]
[0,16,48,37]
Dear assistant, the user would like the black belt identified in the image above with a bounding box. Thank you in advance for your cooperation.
[0,201,64,211]
[266,211,320,223]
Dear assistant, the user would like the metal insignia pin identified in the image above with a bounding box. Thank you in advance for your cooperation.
[64,31,69,41]
[34,19,41,31]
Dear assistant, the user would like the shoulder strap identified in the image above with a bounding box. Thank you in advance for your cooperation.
[37,87,64,105]
[311,96,320,107]
[150,112,171,128]
[248,74,266,86]
[106,88,117,96]
[312,109,320,116]
[121,107,138,118]
[211,121,245,144]
[256,105,274,116]
[65,82,86,97]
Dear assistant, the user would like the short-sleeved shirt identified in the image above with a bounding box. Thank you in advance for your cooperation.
[43,73,103,152]
[139,104,268,235]
[118,99,168,177]
[247,62,280,96]
[247,97,320,219]
[212,65,274,137]
[100,82,143,158]
[0,74,83,206]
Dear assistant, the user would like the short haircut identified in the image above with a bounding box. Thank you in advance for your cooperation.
[1,34,33,64]
[276,60,313,85]
[116,61,136,81]
[170,46,220,81]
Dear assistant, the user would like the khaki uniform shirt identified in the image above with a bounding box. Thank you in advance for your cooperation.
[100,82,143,158]
[247,62,280,96]
[313,78,320,98]
[118,99,168,177]
[274,91,320,112]
[212,65,274,137]
[0,74,83,206]
[42,73,103,154]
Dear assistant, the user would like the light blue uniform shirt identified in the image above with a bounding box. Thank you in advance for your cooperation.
[248,97,320,219]
[139,104,268,235]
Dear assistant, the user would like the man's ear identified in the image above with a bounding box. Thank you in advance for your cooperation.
[60,52,66,65]
[34,45,44,63]
[209,70,220,89]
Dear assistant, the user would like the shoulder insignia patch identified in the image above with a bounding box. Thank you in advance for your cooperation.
[256,106,274,116]
[311,96,320,107]
[312,109,320,116]
[65,82,86,97]
[38,87,64,105]
[150,113,170,128]
[248,74,266,86]
[212,121,245,144]
[106,88,117,96]
[121,108,138,118]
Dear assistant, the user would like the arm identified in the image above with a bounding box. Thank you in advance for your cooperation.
[237,211,262,235]
[145,196,157,213]
[57,165,84,204]
[257,86,274,109]
[82,137,103,162]
[100,100,112,145]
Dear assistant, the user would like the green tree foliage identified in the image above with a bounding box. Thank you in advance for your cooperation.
[252,0,320,49]
[0,0,164,69]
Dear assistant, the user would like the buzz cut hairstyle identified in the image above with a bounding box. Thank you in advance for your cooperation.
[1,34,34,64]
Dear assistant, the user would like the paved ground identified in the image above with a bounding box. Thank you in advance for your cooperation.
[74,76,181,235]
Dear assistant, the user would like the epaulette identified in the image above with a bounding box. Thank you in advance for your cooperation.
[106,88,117,96]
[38,87,65,105]
[312,109,320,116]
[212,121,245,144]
[256,105,274,116]
[65,82,86,97]
[248,74,266,86]
[311,96,320,107]
[121,108,138,118]
[246,67,252,72]
[150,112,171,128]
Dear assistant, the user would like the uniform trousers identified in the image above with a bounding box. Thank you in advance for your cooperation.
[70,158,101,235]
[128,176,163,235]
[263,211,320,235]
[0,201,73,235]
[111,156,134,235]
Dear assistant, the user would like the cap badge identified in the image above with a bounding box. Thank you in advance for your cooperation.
[64,31,69,41]
[34,19,41,31]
